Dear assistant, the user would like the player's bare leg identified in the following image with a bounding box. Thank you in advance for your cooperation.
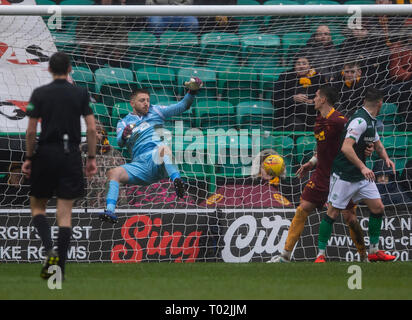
[99,166,129,224]
[363,198,395,262]
[31,197,59,279]
[268,200,316,262]
[342,206,367,262]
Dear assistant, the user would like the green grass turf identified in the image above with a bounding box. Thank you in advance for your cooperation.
[1,262,411,300]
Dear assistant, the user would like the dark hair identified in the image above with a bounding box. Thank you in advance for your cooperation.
[49,51,71,75]
[365,87,384,104]
[293,50,311,67]
[318,85,339,106]
[131,88,150,100]
[343,60,361,69]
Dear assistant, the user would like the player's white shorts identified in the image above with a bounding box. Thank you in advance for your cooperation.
[328,173,381,209]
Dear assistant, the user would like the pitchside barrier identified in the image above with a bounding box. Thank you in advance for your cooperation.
[0,206,410,263]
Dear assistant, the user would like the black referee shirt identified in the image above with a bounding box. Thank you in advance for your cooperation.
[26,79,93,146]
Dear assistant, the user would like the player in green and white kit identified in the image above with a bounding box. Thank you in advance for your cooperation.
[315,88,396,263]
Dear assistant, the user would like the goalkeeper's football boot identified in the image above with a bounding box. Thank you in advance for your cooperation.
[98,210,118,224]
[267,255,290,263]
[367,250,396,262]
[173,178,187,198]
[314,255,326,263]
[40,249,59,280]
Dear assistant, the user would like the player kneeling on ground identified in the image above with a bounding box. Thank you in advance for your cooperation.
[98,77,203,224]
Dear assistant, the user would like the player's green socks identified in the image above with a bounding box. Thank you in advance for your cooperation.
[369,213,383,253]
[32,214,53,252]
[318,214,336,254]
[106,180,119,212]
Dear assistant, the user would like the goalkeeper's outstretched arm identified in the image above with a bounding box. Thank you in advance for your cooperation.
[155,77,203,118]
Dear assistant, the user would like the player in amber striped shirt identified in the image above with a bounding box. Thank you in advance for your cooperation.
[268,85,369,263]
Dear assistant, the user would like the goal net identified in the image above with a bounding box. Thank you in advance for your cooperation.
[0,3,411,263]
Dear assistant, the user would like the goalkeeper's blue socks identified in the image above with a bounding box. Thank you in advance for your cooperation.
[163,154,181,182]
[106,180,119,213]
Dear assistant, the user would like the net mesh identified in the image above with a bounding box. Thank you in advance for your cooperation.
[0,6,411,263]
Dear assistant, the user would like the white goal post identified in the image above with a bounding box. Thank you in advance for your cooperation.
[0,4,411,264]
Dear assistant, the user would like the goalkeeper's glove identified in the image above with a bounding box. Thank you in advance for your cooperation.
[184,77,203,95]
[122,124,135,141]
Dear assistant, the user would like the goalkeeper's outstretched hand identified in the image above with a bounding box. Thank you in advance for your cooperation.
[122,124,135,141]
[184,77,203,95]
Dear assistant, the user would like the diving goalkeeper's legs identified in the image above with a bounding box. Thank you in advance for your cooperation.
[158,145,187,198]
[98,167,129,224]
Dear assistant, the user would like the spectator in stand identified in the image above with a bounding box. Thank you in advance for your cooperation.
[273,52,324,132]
[0,161,30,207]
[75,120,128,209]
[386,19,412,132]
[194,0,238,34]
[145,0,199,37]
[75,0,129,72]
[339,23,390,88]
[373,159,412,205]
[330,60,373,118]
[305,24,340,82]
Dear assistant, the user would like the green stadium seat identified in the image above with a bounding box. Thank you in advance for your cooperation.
[237,20,262,36]
[281,32,311,65]
[90,103,111,129]
[215,135,254,177]
[107,133,121,150]
[377,103,399,126]
[51,32,77,54]
[159,31,199,58]
[94,67,137,106]
[236,100,274,131]
[128,32,159,71]
[167,55,197,73]
[71,66,95,93]
[241,34,281,67]
[111,102,133,128]
[295,135,317,165]
[177,67,217,99]
[206,54,240,72]
[217,66,260,106]
[200,32,241,63]
[381,135,409,158]
[193,99,235,129]
[136,66,177,102]
[173,128,215,178]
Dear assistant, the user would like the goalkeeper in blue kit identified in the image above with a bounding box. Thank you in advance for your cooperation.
[98,77,203,223]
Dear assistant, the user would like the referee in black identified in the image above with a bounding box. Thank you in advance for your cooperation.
[22,51,97,280]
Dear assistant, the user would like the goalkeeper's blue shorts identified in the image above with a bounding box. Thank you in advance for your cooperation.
[121,148,167,185]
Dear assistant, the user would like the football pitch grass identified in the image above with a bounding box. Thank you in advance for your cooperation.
[1,262,411,300]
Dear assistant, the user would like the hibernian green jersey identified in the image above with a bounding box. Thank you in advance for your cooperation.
[332,107,380,182]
